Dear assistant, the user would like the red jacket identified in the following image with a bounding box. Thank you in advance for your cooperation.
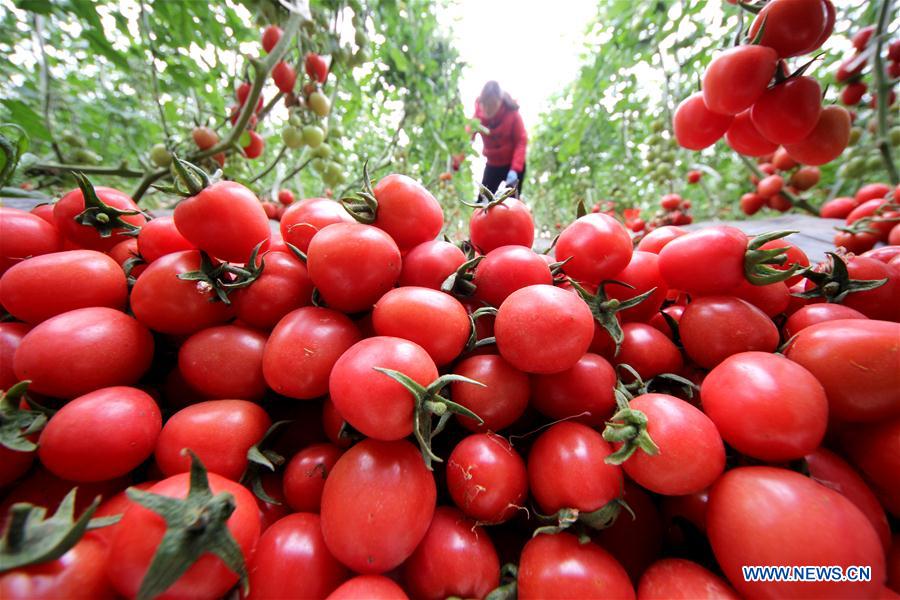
[474,100,528,172]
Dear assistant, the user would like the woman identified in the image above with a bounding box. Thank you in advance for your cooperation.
[473,81,528,196]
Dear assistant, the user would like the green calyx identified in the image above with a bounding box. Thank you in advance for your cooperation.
[464,305,498,352]
[169,156,212,197]
[441,255,484,298]
[373,368,484,470]
[568,279,658,355]
[836,201,900,236]
[0,381,47,453]
[602,388,660,465]
[744,230,802,286]
[485,564,519,600]
[531,500,626,539]
[340,160,378,224]
[241,420,290,505]
[127,451,248,600]
[72,171,146,238]
[794,251,887,304]
[460,184,517,210]
[176,243,267,305]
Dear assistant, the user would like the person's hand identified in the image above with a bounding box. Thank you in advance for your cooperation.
[505,169,519,186]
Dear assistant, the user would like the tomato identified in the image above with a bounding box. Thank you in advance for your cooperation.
[372,286,469,366]
[648,304,684,340]
[179,325,267,400]
[402,506,499,600]
[863,245,900,264]
[38,386,160,482]
[702,45,777,115]
[107,472,260,600]
[518,533,635,600]
[847,200,896,240]
[131,250,234,335]
[614,394,724,495]
[495,285,594,374]
[605,251,669,322]
[0,536,116,600]
[636,226,687,254]
[53,186,146,252]
[0,322,29,391]
[231,251,313,330]
[528,421,622,515]
[702,352,827,461]
[658,226,747,295]
[659,194,682,211]
[0,444,34,488]
[0,208,62,274]
[326,576,408,600]
[592,482,663,583]
[756,174,783,198]
[280,198,354,253]
[14,307,153,399]
[839,418,900,517]
[262,306,360,399]
[469,197,535,253]
[307,223,401,313]
[673,92,733,150]
[473,245,552,307]
[305,52,329,83]
[174,181,270,263]
[369,174,443,253]
[842,82,867,106]
[805,447,891,551]
[329,336,437,440]
[446,433,527,524]
[137,216,195,262]
[531,352,616,425]
[732,279,790,317]
[556,213,633,284]
[748,0,832,57]
[271,60,296,93]
[156,400,271,480]
[680,296,778,368]
[708,466,884,599]
[834,229,879,254]
[321,439,436,574]
[450,354,529,431]
[725,109,779,156]
[785,105,851,166]
[615,323,683,381]
[398,240,466,290]
[750,77,822,146]
[282,443,343,512]
[856,183,891,204]
[192,126,219,150]
[261,24,282,53]
[820,196,858,219]
[246,513,348,600]
[637,558,738,600]
[786,319,900,422]
[784,304,867,338]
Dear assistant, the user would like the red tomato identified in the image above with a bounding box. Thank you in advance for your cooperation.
[262,306,361,399]
[282,443,343,512]
[107,472,261,600]
[0,322,29,390]
[495,285,594,374]
[658,226,747,294]
[686,170,702,184]
[137,216,194,262]
[155,400,271,480]
[402,506,499,600]
[839,418,900,517]
[748,0,833,57]
[446,433,527,524]
[834,230,879,254]
[615,323,683,381]
[751,76,822,145]
[473,245,552,307]
[398,240,466,290]
[0,536,116,600]
[174,181,270,263]
[231,251,313,330]
[326,576,408,600]
[673,92,733,150]
[702,45,777,115]
[246,513,349,600]
[863,245,900,263]
[784,304,867,338]
[0,250,127,324]
[732,279,791,317]
[372,286,469,365]
[660,194,682,211]
[531,352,616,425]
[277,189,295,206]
[702,352,827,461]
[14,307,153,398]
[305,52,329,83]
[518,533,635,600]
[261,25,282,53]
[178,325,267,400]
[592,482,663,583]
[820,196,858,219]
[279,198,354,253]
[725,109,779,156]
[614,394,724,495]
[271,60,296,93]
[636,226,687,254]
[330,336,437,440]
[638,558,738,600]
[370,174,443,253]
[708,466,884,599]
[450,354,529,431]
[756,174,784,198]
[856,183,891,204]
[38,386,160,482]
[680,296,778,368]
[242,132,265,160]
[784,105,852,166]
[469,197,535,253]
[192,126,219,150]
[0,444,34,488]
[53,186,146,252]
[556,213,633,284]
[604,251,668,322]
[321,439,436,574]
[785,319,900,422]
[648,304,684,340]
[307,223,401,313]
[0,208,63,274]
[842,81,867,106]
[130,250,234,335]
[528,421,622,515]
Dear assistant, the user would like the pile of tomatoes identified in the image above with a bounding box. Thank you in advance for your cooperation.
[1,156,899,600]
[823,182,900,253]
[739,147,821,215]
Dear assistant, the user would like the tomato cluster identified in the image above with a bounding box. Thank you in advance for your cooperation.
[836,26,899,109]
[739,147,821,215]
[1,157,900,600]
[827,183,900,253]
[675,0,852,169]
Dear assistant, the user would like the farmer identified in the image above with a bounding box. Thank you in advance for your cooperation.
[472,81,528,197]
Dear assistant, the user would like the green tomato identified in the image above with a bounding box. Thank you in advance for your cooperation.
[290,114,304,128]
[61,132,87,148]
[323,163,344,186]
[651,119,664,133]
[308,92,331,117]
[72,148,100,164]
[303,125,324,148]
[865,155,883,171]
[848,127,862,146]
[282,126,305,149]
[311,158,326,172]
[312,144,332,159]
[890,126,900,147]
[845,157,866,177]
[355,30,368,48]
[150,143,171,167]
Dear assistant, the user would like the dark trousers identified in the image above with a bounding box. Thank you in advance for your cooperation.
[481,163,525,197]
